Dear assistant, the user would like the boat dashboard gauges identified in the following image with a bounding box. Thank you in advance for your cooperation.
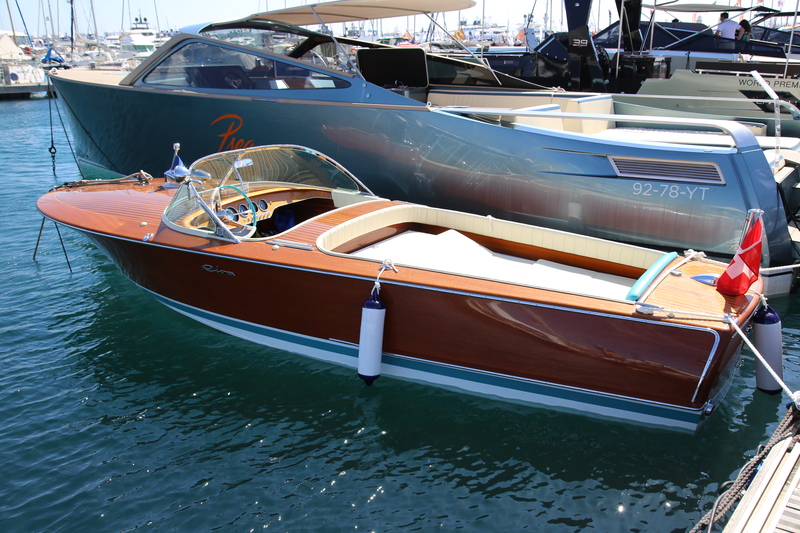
[224,207,239,222]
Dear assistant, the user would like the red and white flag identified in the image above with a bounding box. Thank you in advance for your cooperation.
[716,215,763,296]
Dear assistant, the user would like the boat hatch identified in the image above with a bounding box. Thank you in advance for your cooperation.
[162,144,376,241]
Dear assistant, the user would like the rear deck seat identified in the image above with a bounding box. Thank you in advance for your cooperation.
[562,95,615,133]
[428,89,616,135]
[426,89,556,109]
[509,104,564,130]
[318,204,663,270]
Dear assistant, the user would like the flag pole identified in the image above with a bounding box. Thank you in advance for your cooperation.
[740,209,764,247]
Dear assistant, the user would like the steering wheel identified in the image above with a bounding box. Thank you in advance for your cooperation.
[225,74,245,89]
[211,185,258,238]
[222,69,254,90]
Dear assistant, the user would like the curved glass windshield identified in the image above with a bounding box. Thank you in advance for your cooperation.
[142,41,351,89]
[163,145,373,241]
[200,27,359,74]
[188,145,369,192]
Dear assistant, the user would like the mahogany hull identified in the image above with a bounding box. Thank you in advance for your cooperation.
[37,178,761,430]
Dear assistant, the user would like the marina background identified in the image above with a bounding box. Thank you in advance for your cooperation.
[7,0,591,37]
[4,96,800,531]
[7,0,771,45]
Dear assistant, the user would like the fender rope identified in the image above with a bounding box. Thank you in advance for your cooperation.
[371,259,398,296]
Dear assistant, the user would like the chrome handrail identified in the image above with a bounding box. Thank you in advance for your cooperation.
[433,105,760,150]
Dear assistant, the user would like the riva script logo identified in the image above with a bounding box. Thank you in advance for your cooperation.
[211,114,256,152]
[202,264,235,276]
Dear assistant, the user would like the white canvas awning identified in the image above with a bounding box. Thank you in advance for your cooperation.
[227,0,476,26]
[0,33,24,61]
[642,2,778,13]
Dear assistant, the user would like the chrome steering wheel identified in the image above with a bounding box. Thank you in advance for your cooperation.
[210,185,258,239]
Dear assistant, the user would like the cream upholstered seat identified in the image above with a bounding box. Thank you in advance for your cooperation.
[350,229,636,300]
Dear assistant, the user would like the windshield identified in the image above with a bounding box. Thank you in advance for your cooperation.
[199,27,359,74]
[163,145,373,241]
[141,40,351,89]
[194,24,535,88]
[188,144,368,192]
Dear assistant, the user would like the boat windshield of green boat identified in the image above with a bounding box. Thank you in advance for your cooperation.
[163,144,374,240]
[198,26,359,75]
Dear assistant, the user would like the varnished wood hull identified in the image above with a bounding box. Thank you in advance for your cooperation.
[37,178,762,430]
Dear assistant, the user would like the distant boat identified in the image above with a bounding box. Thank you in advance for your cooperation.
[118,15,159,60]
[36,143,765,431]
[470,2,800,125]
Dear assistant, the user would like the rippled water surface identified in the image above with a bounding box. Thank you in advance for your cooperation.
[3,98,800,532]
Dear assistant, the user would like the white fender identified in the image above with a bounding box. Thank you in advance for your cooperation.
[358,290,385,386]
[752,304,783,394]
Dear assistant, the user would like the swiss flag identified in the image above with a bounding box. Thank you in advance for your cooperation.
[716,215,763,296]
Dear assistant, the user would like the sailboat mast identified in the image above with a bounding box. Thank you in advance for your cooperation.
[153,0,161,34]
[90,0,100,46]
[481,0,485,43]
[46,0,55,40]
[5,0,18,45]
[786,0,800,78]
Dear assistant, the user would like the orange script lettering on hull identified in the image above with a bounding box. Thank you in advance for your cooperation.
[211,114,256,152]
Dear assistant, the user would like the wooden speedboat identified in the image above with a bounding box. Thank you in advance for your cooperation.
[37,145,765,431]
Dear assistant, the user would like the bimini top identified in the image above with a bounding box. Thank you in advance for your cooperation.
[204,0,476,28]
[641,2,778,13]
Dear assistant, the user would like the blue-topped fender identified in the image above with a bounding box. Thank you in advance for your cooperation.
[626,251,679,301]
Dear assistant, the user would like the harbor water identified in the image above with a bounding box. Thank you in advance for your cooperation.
[3,97,800,532]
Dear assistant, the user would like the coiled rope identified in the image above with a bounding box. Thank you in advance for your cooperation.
[688,298,800,532]
[689,406,800,533]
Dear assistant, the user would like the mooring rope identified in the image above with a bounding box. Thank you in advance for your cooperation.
[634,302,728,321]
[47,76,85,180]
[728,318,800,407]
[699,255,800,274]
[689,406,800,533]
[47,79,57,177]
[687,310,800,532]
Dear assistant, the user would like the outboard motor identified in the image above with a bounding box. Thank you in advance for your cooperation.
[563,0,608,91]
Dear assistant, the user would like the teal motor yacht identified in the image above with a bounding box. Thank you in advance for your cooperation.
[46,0,800,296]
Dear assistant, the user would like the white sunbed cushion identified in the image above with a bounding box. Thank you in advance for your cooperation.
[351,230,439,265]
[514,260,634,300]
[352,229,525,277]
[352,231,635,300]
